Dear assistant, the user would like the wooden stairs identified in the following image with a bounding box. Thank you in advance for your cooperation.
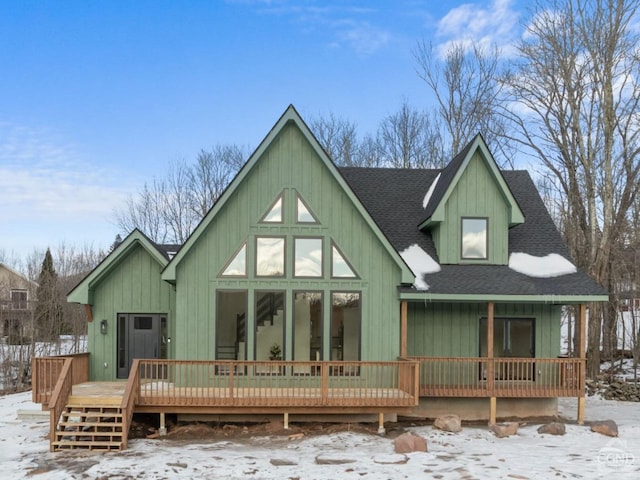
[52,395,126,451]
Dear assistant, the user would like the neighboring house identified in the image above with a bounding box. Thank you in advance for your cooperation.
[0,263,37,343]
[33,106,607,451]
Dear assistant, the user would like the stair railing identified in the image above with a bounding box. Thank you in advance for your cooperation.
[120,358,141,449]
[48,357,73,452]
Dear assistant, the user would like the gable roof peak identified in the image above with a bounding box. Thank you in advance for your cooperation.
[420,134,524,228]
[161,104,415,285]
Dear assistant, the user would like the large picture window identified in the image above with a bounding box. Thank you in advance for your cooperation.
[255,291,285,361]
[216,291,247,361]
[293,292,323,373]
[330,292,361,361]
[462,217,488,259]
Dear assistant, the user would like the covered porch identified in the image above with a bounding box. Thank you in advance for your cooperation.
[398,300,588,424]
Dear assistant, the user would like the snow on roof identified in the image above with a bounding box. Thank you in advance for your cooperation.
[400,243,441,290]
[508,252,577,278]
[422,172,441,209]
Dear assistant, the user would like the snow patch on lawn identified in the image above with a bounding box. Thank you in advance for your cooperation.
[400,244,440,290]
[2,392,640,479]
[509,252,577,277]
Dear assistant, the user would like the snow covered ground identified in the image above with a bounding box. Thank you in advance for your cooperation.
[1,393,638,479]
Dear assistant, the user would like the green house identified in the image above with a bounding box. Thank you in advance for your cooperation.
[62,105,606,429]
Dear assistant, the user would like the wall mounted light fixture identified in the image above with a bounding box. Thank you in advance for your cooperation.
[100,319,108,335]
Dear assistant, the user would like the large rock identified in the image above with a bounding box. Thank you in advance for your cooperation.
[394,432,428,453]
[489,422,519,438]
[537,422,566,435]
[434,414,462,433]
[590,420,618,437]
[270,458,298,466]
[373,454,409,464]
[315,454,356,465]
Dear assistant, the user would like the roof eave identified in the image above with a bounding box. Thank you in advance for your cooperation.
[67,229,168,304]
[398,291,609,304]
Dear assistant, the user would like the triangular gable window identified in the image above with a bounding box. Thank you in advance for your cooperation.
[261,195,283,223]
[220,243,247,276]
[296,194,319,224]
[331,242,358,278]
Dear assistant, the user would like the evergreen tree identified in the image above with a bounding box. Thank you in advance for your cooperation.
[34,248,64,341]
[110,234,123,252]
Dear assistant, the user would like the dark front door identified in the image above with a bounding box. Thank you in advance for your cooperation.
[117,314,166,378]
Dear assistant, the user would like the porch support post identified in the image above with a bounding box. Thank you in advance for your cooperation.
[283,412,289,430]
[159,412,167,436]
[400,301,408,357]
[487,301,496,424]
[577,303,587,424]
[378,412,385,435]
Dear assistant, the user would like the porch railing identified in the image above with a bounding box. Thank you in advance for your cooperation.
[32,353,90,405]
[132,360,419,409]
[406,356,584,398]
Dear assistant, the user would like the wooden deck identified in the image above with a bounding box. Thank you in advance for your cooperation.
[69,381,125,405]
[32,355,585,451]
[33,357,420,451]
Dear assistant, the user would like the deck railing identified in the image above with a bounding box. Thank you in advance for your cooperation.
[406,356,583,398]
[32,353,89,405]
[134,360,419,409]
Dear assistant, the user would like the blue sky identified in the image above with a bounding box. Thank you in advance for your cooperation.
[0,0,526,262]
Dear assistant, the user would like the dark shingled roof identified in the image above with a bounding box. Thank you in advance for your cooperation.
[339,167,607,297]
[154,243,181,260]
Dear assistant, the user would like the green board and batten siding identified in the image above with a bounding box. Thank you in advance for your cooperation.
[433,151,510,265]
[172,122,404,362]
[406,302,562,358]
[88,244,174,380]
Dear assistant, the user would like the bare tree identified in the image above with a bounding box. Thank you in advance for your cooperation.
[115,179,168,243]
[356,134,386,168]
[413,41,514,166]
[160,160,194,245]
[53,242,105,353]
[309,113,360,166]
[188,146,244,218]
[376,101,446,169]
[114,145,245,244]
[502,0,640,377]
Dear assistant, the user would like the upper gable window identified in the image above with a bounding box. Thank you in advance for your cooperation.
[256,237,285,276]
[331,244,358,278]
[294,238,322,277]
[221,243,247,277]
[461,218,488,259]
[261,195,283,223]
[296,195,319,223]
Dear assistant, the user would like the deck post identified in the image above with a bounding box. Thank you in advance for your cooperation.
[489,397,497,424]
[577,303,587,424]
[159,412,167,436]
[378,412,385,435]
[487,302,496,423]
[400,301,408,357]
[283,412,289,430]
